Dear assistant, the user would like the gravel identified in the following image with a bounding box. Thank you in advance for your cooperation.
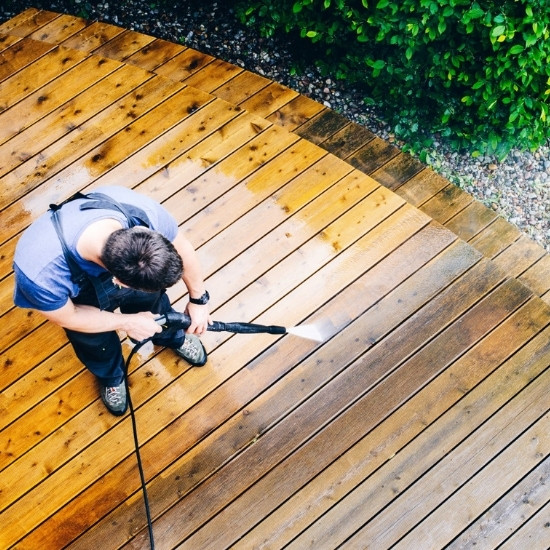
[1,0,549,252]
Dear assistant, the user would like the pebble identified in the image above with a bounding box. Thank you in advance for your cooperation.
[1,0,548,252]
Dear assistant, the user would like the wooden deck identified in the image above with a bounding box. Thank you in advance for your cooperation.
[1,8,550,550]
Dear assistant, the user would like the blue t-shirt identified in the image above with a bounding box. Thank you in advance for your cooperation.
[13,186,179,312]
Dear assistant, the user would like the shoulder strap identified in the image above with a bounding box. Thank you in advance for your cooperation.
[50,209,88,286]
[79,192,151,228]
[50,202,112,310]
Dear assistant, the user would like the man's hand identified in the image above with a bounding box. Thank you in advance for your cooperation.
[120,311,163,341]
[185,302,212,335]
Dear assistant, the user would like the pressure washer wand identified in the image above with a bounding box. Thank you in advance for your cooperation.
[155,311,287,335]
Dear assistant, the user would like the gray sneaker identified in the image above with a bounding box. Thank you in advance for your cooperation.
[100,380,128,416]
[175,334,207,366]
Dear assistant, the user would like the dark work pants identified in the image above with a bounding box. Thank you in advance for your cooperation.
[65,274,184,387]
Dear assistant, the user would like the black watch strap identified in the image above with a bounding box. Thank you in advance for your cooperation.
[189,290,210,305]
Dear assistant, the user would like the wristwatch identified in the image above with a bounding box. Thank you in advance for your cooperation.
[189,290,210,305]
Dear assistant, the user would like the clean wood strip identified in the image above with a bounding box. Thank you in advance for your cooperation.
[60,21,126,52]
[0,75,193,244]
[0,37,56,82]
[210,69,271,106]
[84,99,247,192]
[123,38,184,71]
[0,8,42,34]
[27,12,88,43]
[240,301,550,549]
[153,47,215,82]
[170,134,323,243]
[0,55,123,148]
[0,9,59,38]
[447,455,550,549]
[0,34,23,54]
[238,81,299,118]
[92,29,156,61]
[180,57,243,93]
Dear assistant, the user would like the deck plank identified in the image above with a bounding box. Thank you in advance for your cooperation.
[0,36,56,82]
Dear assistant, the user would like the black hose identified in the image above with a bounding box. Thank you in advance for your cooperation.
[124,341,155,550]
[156,311,287,335]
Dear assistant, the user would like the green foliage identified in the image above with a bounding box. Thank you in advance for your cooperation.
[236,0,550,158]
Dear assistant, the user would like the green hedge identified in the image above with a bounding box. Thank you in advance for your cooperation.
[236,0,550,158]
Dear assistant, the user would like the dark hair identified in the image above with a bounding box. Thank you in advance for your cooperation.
[101,228,183,291]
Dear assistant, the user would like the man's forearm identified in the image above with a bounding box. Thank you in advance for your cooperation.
[40,302,162,341]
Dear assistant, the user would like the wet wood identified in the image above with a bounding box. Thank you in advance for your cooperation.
[1,9,550,550]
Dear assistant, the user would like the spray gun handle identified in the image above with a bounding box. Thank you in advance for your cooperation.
[155,311,192,330]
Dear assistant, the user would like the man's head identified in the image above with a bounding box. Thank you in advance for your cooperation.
[101,227,183,291]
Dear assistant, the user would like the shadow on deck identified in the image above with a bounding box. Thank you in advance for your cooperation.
[1,9,549,550]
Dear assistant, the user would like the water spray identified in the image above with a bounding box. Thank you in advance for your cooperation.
[155,311,325,342]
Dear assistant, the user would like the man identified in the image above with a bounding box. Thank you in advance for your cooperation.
[13,185,211,416]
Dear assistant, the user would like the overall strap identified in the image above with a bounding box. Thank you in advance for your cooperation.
[79,192,151,228]
[49,198,114,310]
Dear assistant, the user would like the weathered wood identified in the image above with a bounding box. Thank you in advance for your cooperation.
[320,121,376,158]
[493,233,547,278]
[469,216,522,258]
[394,167,449,207]
[240,303,550,548]
[498,501,550,550]
[392,412,550,549]
[420,182,474,224]
[266,94,325,131]
[519,253,550,297]
[445,198,499,241]
[295,108,349,144]
[369,149,425,190]
[347,135,401,175]
[447,455,550,549]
